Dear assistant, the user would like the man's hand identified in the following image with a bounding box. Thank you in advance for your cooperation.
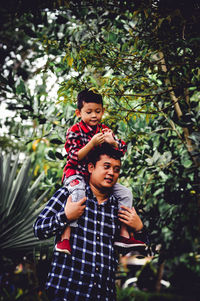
[118,205,143,232]
[90,133,105,147]
[64,195,86,221]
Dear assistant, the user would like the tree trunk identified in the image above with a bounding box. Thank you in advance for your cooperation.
[155,260,165,293]
[158,51,199,167]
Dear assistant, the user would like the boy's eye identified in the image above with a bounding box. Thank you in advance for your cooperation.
[114,168,120,173]
[96,110,101,113]
[104,164,110,169]
[86,111,91,114]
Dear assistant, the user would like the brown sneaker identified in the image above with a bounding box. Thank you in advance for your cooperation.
[55,239,72,254]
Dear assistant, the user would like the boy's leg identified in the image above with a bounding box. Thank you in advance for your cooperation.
[113,182,133,208]
[113,183,146,251]
[55,175,86,254]
[65,175,86,227]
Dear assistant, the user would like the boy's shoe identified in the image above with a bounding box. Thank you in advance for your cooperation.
[114,236,146,250]
[55,239,71,254]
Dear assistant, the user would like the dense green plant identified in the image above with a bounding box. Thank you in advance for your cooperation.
[0,153,53,253]
[0,0,200,297]
[0,153,54,300]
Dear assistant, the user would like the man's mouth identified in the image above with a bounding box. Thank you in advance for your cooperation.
[104,178,113,183]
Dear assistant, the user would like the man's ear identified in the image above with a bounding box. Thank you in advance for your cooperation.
[75,109,81,117]
[88,162,94,174]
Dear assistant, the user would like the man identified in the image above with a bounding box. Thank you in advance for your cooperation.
[33,143,145,300]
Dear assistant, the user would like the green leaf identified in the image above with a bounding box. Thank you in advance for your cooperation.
[16,79,26,94]
[0,153,52,253]
[47,150,56,160]
[50,138,64,145]
[55,151,64,160]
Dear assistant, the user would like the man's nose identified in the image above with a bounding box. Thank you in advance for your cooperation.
[108,168,114,175]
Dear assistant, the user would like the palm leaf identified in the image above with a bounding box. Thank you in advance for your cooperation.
[0,153,53,253]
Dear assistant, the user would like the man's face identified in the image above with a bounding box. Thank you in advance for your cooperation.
[88,154,121,191]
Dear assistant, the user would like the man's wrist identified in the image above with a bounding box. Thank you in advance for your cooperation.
[57,210,69,225]
[134,226,147,234]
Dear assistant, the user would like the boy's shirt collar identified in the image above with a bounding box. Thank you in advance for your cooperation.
[79,120,101,134]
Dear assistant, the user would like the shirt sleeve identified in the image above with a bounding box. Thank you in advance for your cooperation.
[115,137,127,155]
[33,187,69,240]
[64,127,84,166]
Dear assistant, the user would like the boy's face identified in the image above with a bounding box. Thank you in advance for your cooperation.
[76,102,104,127]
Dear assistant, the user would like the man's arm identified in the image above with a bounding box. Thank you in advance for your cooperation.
[118,205,149,244]
[33,187,70,240]
[33,187,86,240]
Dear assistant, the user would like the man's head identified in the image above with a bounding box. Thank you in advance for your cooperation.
[75,89,104,127]
[88,143,122,192]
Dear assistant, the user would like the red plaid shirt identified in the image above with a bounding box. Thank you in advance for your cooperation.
[62,120,127,182]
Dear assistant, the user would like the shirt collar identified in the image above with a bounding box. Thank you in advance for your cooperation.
[85,184,117,206]
[79,120,100,134]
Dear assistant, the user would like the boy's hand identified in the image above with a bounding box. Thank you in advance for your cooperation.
[90,133,105,147]
[64,195,86,221]
[102,129,118,148]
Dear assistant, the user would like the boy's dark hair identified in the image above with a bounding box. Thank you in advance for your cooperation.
[88,143,122,167]
[77,89,103,110]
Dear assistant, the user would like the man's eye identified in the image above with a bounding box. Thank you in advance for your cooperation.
[104,165,110,169]
[114,168,120,173]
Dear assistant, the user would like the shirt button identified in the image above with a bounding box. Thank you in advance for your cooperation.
[96,267,99,271]
[97,236,100,240]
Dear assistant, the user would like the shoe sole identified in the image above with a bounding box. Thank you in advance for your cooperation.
[55,246,71,254]
[114,242,146,248]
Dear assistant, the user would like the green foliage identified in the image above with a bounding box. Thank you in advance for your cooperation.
[117,286,193,301]
[0,0,200,297]
[0,153,52,253]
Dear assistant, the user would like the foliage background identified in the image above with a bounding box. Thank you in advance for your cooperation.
[0,0,200,299]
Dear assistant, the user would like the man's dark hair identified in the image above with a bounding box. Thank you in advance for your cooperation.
[77,89,103,110]
[88,143,122,167]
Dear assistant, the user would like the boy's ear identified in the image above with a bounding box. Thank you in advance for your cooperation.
[75,109,81,117]
[88,162,94,174]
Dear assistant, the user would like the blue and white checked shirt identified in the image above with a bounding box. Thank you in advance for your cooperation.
[33,185,120,301]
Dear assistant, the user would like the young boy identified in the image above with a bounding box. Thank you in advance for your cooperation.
[55,89,146,254]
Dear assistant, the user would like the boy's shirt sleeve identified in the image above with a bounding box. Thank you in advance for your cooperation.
[33,187,69,240]
[115,137,127,155]
[64,126,84,166]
